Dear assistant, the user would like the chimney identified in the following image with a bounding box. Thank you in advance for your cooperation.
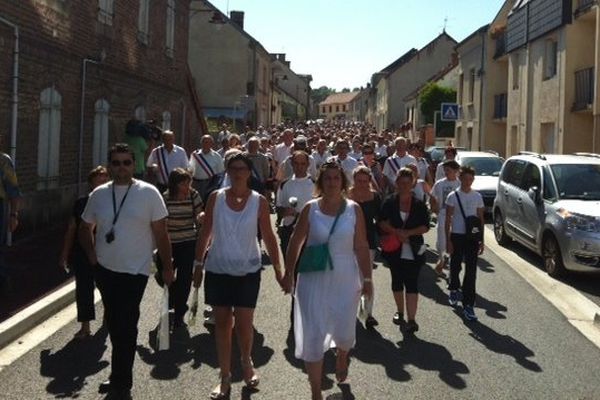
[230,11,244,30]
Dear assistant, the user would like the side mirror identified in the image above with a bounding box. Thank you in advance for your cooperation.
[528,186,542,204]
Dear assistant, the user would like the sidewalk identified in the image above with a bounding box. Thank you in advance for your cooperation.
[0,225,71,322]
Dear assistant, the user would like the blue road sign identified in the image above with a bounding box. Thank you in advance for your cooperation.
[441,103,459,121]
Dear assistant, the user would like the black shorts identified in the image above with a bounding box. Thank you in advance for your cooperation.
[204,270,262,308]
[387,258,421,294]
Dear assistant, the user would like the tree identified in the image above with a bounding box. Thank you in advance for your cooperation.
[311,86,336,106]
[420,82,457,124]
[341,88,350,93]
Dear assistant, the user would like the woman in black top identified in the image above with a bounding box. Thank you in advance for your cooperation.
[348,165,381,329]
[378,167,430,334]
[59,166,109,339]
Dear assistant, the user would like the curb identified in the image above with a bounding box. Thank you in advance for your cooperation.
[0,281,76,350]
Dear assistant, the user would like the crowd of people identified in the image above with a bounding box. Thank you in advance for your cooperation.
[59,120,485,400]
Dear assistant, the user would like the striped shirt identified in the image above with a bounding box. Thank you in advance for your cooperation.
[164,189,203,243]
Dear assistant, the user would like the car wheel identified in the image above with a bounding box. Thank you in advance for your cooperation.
[493,211,510,246]
[542,235,566,278]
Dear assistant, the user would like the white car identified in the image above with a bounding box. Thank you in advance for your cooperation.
[455,151,505,214]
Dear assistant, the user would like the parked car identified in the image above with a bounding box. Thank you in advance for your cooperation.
[493,152,600,277]
[455,151,504,214]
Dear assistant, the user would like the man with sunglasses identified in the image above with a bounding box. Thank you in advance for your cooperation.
[79,143,174,400]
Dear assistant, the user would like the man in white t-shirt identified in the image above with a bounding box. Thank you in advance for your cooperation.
[444,165,485,322]
[328,140,359,184]
[382,137,417,190]
[146,130,189,193]
[79,143,174,399]
[273,129,294,167]
[312,139,331,168]
[189,135,225,201]
[430,160,461,276]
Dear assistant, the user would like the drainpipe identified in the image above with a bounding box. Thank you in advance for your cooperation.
[179,98,187,150]
[0,16,19,165]
[78,58,100,196]
[478,29,486,151]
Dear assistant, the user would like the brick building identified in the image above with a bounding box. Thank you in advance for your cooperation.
[0,0,205,236]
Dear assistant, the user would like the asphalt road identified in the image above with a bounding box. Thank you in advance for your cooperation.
[0,227,599,399]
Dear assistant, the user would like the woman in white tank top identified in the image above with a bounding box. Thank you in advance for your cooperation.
[192,154,284,400]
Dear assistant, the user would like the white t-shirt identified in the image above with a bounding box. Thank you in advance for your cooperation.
[273,143,293,165]
[189,149,225,180]
[431,178,461,213]
[416,158,429,181]
[327,155,359,184]
[146,145,189,185]
[278,154,318,180]
[81,180,168,276]
[399,211,414,260]
[276,176,315,226]
[446,189,484,234]
[383,153,417,182]
[312,150,331,168]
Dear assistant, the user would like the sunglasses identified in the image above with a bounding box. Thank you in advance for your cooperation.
[110,159,133,167]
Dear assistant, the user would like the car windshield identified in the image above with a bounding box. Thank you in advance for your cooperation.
[460,157,504,176]
[551,163,600,200]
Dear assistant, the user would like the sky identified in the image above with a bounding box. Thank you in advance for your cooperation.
[208,0,506,91]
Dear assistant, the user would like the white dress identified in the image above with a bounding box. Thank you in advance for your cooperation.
[294,199,362,362]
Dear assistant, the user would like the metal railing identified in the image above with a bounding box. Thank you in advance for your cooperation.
[494,93,508,119]
[573,67,594,111]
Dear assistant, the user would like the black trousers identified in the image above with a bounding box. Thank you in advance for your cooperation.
[169,240,195,320]
[448,233,480,307]
[277,224,294,256]
[73,255,95,322]
[95,265,148,391]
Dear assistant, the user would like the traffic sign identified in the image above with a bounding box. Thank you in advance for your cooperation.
[441,103,459,121]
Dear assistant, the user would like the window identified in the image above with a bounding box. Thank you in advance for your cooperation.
[134,105,146,121]
[329,106,332,113]
[469,69,475,103]
[98,0,114,25]
[520,163,541,191]
[162,111,171,131]
[343,105,346,112]
[544,40,558,80]
[503,159,527,187]
[542,167,557,201]
[165,0,175,57]
[93,99,110,167]
[38,87,62,189]
[336,105,339,112]
[138,0,150,44]
[322,106,326,114]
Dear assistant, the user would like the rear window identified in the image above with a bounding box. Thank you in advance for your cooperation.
[550,163,600,200]
[460,157,504,176]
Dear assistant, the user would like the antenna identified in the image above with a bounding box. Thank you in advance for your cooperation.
[443,16,448,33]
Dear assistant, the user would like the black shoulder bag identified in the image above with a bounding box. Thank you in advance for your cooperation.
[454,190,483,243]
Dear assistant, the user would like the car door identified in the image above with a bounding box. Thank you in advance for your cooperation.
[499,159,527,238]
[516,163,545,247]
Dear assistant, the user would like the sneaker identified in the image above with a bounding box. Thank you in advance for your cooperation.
[405,320,419,334]
[392,312,404,326]
[448,290,460,307]
[463,305,478,321]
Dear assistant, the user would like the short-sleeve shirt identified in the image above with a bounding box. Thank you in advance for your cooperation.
[383,153,417,182]
[123,135,148,176]
[189,149,224,180]
[81,180,168,276]
[445,189,484,234]
[431,178,461,212]
[164,189,203,243]
[276,176,315,227]
[146,145,189,185]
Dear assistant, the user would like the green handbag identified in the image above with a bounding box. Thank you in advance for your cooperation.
[297,201,346,273]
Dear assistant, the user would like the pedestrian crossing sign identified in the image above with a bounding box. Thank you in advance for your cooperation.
[441,103,459,121]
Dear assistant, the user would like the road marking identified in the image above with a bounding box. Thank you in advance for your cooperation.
[484,227,600,348]
[0,289,101,372]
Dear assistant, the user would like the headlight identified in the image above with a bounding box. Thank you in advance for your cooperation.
[557,209,600,232]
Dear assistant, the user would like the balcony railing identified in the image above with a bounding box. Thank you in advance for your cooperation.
[494,93,508,119]
[494,32,506,59]
[573,67,594,111]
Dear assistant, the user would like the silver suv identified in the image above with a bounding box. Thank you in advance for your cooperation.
[493,152,600,277]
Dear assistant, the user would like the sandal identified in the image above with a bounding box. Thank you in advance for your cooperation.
[241,358,260,388]
[209,374,231,400]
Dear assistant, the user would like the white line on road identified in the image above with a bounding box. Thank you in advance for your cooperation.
[484,227,600,349]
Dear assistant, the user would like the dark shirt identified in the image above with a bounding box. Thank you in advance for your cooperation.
[71,196,89,264]
[379,194,430,259]
[356,193,381,249]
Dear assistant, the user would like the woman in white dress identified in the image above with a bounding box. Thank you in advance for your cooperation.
[283,161,373,400]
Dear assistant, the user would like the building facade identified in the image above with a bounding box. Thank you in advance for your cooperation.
[319,92,360,121]
[0,0,201,235]
[189,2,272,131]
[271,54,312,124]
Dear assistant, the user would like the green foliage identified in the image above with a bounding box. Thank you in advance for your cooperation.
[341,88,351,93]
[420,82,457,124]
[311,86,336,106]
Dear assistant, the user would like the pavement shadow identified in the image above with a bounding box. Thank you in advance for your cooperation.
[475,293,507,319]
[459,315,542,372]
[325,383,356,400]
[39,327,109,398]
[353,323,469,389]
[137,326,274,385]
[478,257,495,274]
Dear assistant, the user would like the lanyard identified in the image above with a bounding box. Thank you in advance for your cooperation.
[111,182,133,227]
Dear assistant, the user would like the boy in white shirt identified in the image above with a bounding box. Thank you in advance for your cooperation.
[430,160,461,277]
